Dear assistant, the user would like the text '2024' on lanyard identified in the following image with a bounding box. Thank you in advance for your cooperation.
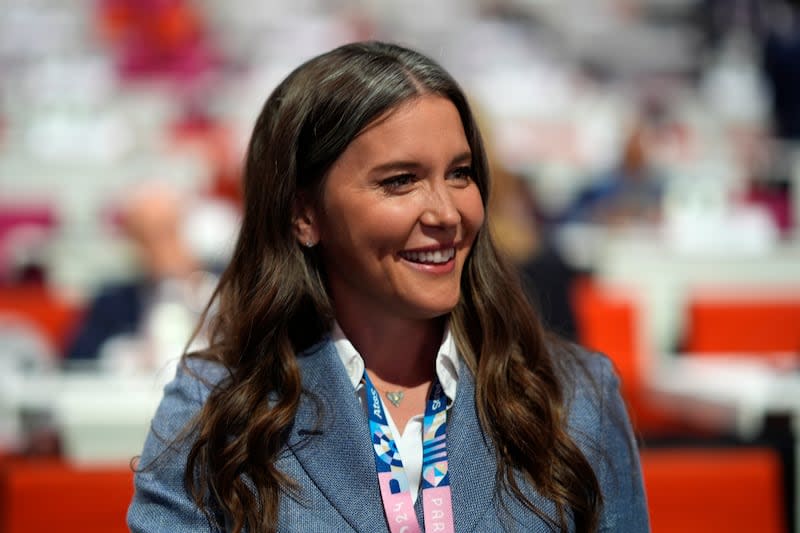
[363,371,455,533]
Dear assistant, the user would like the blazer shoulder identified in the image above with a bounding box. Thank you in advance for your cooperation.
[550,342,617,404]
[170,356,231,403]
[552,343,651,532]
[128,357,230,532]
[552,342,623,446]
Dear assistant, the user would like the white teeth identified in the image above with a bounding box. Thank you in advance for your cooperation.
[401,248,455,264]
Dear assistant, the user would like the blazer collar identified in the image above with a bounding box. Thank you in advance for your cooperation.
[287,338,501,532]
[446,364,558,531]
[287,340,388,532]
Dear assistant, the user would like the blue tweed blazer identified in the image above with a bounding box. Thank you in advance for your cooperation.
[127,339,650,532]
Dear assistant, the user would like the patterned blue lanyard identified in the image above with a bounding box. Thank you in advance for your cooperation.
[363,371,455,533]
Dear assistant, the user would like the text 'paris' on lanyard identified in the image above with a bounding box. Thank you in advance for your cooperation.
[363,371,455,533]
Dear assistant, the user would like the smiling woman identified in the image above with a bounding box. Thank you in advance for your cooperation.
[127,41,649,533]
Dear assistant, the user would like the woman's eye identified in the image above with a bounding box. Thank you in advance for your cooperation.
[379,173,415,192]
[450,166,474,183]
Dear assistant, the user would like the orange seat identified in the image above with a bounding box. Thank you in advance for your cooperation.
[685,288,800,354]
[571,277,642,392]
[0,457,134,533]
[642,447,786,533]
[571,277,696,436]
[0,285,83,356]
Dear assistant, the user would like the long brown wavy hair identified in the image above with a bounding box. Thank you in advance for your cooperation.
[183,41,601,532]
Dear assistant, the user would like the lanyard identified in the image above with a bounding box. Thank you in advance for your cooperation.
[363,371,455,533]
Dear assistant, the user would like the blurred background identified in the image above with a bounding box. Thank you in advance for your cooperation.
[1,0,799,531]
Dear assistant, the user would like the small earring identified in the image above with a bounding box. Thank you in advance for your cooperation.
[305,240,314,248]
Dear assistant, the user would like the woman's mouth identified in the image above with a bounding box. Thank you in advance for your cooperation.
[398,247,456,265]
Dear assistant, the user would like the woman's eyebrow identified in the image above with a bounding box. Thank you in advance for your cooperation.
[369,151,473,174]
[450,151,472,165]
[369,160,421,174]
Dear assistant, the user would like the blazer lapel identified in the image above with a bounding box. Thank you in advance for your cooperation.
[287,340,388,532]
[447,368,559,532]
[445,367,498,532]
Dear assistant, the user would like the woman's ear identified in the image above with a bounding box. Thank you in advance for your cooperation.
[292,198,319,248]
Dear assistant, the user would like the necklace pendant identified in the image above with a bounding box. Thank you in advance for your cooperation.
[385,391,404,407]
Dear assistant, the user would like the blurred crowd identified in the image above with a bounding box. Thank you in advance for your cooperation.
[1,0,800,465]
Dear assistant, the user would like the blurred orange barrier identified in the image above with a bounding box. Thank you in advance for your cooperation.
[0,457,133,533]
[571,277,687,436]
[0,285,83,356]
[571,277,642,392]
[641,447,786,533]
[685,289,800,354]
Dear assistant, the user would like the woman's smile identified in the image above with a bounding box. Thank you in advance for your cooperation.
[398,246,456,265]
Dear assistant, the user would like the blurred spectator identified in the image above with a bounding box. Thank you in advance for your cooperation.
[700,0,800,139]
[64,181,225,368]
[559,115,665,227]
[761,0,800,141]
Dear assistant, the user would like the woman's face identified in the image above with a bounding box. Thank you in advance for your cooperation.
[309,94,485,324]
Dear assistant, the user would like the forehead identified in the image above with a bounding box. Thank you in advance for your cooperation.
[342,95,470,164]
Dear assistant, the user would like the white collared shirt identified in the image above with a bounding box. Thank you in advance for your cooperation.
[331,322,461,503]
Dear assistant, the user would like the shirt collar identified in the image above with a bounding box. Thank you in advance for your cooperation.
[331,321,461,403]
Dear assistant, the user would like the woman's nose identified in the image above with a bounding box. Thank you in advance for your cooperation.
[420,181,461,228]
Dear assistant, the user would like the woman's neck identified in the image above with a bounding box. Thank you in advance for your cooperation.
[341,316,444,434]
[337,314,444,388]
